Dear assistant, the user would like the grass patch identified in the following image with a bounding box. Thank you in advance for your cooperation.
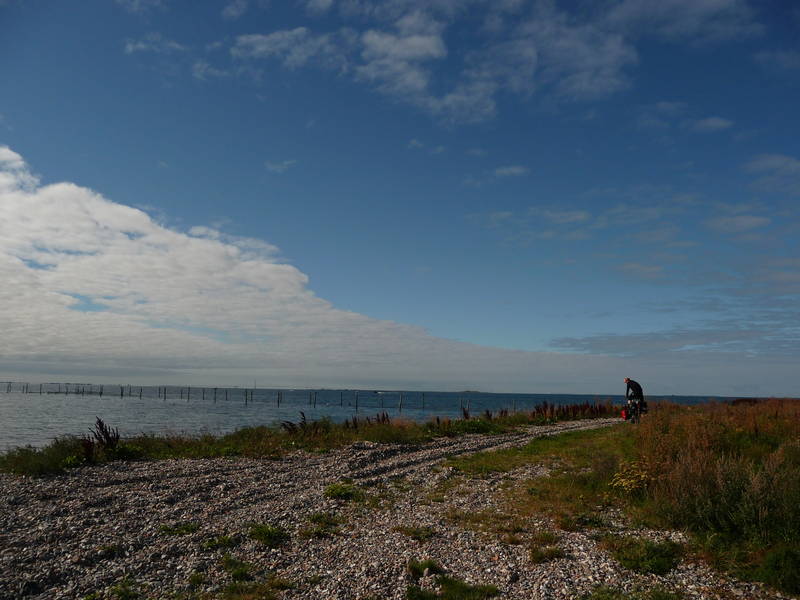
[300,512,344,538]
[580,586,684,600]
[109,577,141,600]
[201,535,238,550]
[446,508,527,539]
[394,525,436,542]
[601,536,683,575]
[323,482,364,502]
[247,523,289,547]
[406,575,500,599]
[407,559,445,580]
[529,544,565,563]
[220,582,276,600]
[160,522,199,536]
[221,554,254,582]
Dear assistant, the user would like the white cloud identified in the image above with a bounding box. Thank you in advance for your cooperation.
[706,215,771,233]
[232,28,353,71]
[618,262,665,279]
[305,0,334,16]
[124,33,185,55]
[192,61,230,80]
[356,12,447,99]
[222,0,248,20]
[754,50,800,71]
[3,148,797,395]
[518,5,638,100]
[691,116,733,132]
[494,165,529,177]
[115,0,167,13]
[602,0,763,42]
[746,154,800,196]
[265,159,297,173]
[534,208,591,224]
[0,145,654,392]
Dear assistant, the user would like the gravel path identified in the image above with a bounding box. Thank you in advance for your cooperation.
[0,418,791,600]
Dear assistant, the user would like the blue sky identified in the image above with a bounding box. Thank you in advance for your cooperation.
[1,0,799,395]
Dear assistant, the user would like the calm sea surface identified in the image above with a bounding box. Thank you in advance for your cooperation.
[0,383,731,449]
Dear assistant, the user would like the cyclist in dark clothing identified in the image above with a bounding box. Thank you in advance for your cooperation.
[624,377,645,422]
[624,377,643,400]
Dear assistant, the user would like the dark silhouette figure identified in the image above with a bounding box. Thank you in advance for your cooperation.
[624,377,644,401]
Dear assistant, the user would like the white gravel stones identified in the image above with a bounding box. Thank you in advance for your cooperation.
[0,418,790,600]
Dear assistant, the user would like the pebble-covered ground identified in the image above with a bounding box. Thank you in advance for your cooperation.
[0,419,791,600]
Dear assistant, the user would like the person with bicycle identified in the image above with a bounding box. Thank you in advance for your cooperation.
[624,377,645,423]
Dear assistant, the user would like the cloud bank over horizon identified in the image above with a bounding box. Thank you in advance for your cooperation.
[0,146,796,396]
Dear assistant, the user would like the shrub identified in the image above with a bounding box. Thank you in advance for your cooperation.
[757,546,800,594]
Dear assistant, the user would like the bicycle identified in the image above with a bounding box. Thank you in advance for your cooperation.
[625,398,643,424]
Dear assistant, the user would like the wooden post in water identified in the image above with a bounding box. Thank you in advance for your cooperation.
[313,391,317,408]
[39,384,43,394]
[340,391,343,406]
[99,385,103,397]
[139,387,142,399]
[398,392,403,414]
[180,388,184,400]
[213,388,217,403]
[64,383,69,395]
[120,386,124,398]
[225,389,229,401]
[202,388,205,400]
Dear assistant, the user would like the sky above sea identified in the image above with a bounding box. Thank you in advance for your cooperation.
[0,0,798,396]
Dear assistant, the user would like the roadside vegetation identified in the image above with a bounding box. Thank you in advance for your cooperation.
[0,402,615,477]
[447,398,800,595]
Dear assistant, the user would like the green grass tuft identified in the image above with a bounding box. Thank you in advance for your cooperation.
[407,559,445,580]
[247,523,289,547]
[601,536,683,575]
[160,522,199,536]
[394,525,436,542]
[323,482,364,501]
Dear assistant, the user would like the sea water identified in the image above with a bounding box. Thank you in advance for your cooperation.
[0,384,726,449]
